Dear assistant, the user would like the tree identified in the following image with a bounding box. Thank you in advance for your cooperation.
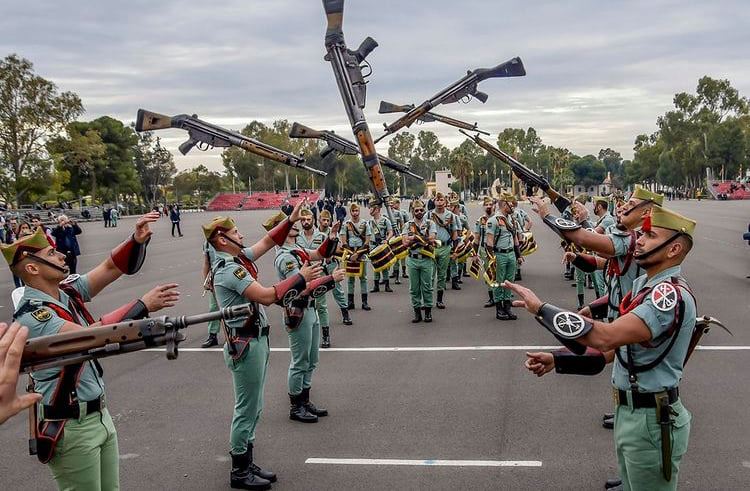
[47,126,107,199]
[387,132,416,194]
[133,131,177,206]
[0,54,83,205]
[173,164,223,206]
[569,155,606,188]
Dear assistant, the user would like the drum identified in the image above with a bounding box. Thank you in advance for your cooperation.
[345,260,365,277]
[454,240,474,263]
[468,256,482,280]
[387,235,408,260]
[483,256,498,288]
[369,242,396,273]
[520,232,537,256]
[417,244,435,259]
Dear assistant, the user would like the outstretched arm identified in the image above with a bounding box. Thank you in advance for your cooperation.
[248,198,307,260]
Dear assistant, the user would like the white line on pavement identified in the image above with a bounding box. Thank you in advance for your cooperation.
[144,345,750,353]
[304,458,542,467]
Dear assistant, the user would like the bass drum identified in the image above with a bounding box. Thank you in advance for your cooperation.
[387,235,408,260]
[369,242,396,273]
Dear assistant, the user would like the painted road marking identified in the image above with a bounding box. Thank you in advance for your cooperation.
[144,345,750,353]
[305,458,542,467]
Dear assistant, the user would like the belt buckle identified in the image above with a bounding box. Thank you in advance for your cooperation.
[612,388,620,406]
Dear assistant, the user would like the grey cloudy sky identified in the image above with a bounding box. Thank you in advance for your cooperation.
[2,0,749,171]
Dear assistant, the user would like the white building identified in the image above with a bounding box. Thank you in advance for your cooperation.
[426,169,457,196]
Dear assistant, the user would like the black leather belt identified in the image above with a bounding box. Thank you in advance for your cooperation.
[43,396,104,420]
[496,248,513,254]
[233,324,270,338]
[615,387,679,408]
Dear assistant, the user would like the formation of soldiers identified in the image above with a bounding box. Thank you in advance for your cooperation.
[1,184,706,491]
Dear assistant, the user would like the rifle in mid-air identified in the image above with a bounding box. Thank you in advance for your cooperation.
[289,122,424,181]
[320,0,396,223]
[135,110,327,176]
[374,57,526,143]
[378,101,490,135]
[459,129,571,214]
[21,304,254,372]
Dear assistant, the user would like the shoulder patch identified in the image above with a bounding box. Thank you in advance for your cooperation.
[233,267,247,280]
[650,282,678,312]
[60,274,80,285]
[286,261,296,271]
[31,308,52,322]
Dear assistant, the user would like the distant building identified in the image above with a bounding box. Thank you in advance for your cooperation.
[426,169,457,196]
[573,171,613,197]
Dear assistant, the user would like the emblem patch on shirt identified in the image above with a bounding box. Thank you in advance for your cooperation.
[651,282,678,312]
[31,308,52,322]
[286,261,296,271]
[233,267,247,280]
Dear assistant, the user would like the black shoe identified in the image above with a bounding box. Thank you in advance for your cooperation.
[341,308,353,326]
[602,416,614,429]
[246,443,277,483]
[394,277,401,285]
[436,290,445,309]
[390,270,398,278]
[402,268,408,278]
[411,308,423,323]
[496,302,510,321]
[201,333,218,348]
[230,451,272,490]
[504,300,517,320]
[605,477,622,489]
[289,393,318,423]
[347,294,355,310]
[370,282,380,293]
[484,291,496,308]
[361,294,371,311]
[423,308,432,323]
[301,387,328,417]
[514,270,522,281]
[451,278,462,290]
[384,281,393,292]
[321,326,331,349]
[602,412,614,421]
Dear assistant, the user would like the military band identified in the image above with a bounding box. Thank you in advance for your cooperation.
[429,193,458,308]
[339,202,372,311]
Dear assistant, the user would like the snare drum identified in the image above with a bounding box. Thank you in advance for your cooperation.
[520,232,537,256]
[369,242,396,273]
[387,235,408,260]
[468,256,482,280]
[345,260,365,277]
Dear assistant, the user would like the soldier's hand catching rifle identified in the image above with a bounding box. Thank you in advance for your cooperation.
[288,198,309,223]
[562,251,576,264]
[134,211,161,243]
[524,351,555,377]
[299,262,324,283]
[332,268,346,282]
[330,221,341,237]
[0,323,42,425]
[502,280,543,315]
[528,196,550,218]
[572,202,589,222]
[141,283,181,312]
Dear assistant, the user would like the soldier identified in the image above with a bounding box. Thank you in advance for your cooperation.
[571,194,592,310]
[270,212,344,423]
[473,196,496,308]
[401,199,437,323]
[339,202,372,311]
[203,204,321,490]
[429,192,458,308]
[486,193,523,321]
[513,206,698,491]
[448,198,469,286]
[3,213,178,490]
[388,197,410,284]
[590,196,617,298]
[509,196,531,281]
[367,199,394,293]
[202,240,222,348]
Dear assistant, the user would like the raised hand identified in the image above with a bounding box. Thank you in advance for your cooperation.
[141,283,180,312]
[528,196,550,218]
[289,198,309,223]
[0,323,42,425]
[502,280,543,315]
[134,211,161,243]
[299,261,324,283]
[332,267,346,282]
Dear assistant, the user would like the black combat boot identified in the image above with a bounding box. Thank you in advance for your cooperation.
[393,269,401,285]
[230,450,271,490]
[484,291,495,308]
[577,294,585,311]
[451,277,461,290]
[347,294,355,310]
[301,387,328,417]
[602,415,614,429]
[361,294,371,311]
[411,308,423,323]
[321,326,331,348]
[496,302,510,321]
[402,266,408,278]
[436,290,445,309]
[370,281,380,293]
[201,333,218,348]
[289,393,318,423]
[504,300,517,320]
[246,443,276,483]
[605,477,622,489]
[515,269,522,281]
[423,307,432,323]
[384,280,393,292]
[341,308,353,326]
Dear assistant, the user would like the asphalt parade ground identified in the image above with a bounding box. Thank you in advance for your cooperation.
[1,199,748,490]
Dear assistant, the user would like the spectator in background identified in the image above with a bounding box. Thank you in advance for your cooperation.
[334,200,346,223]
[103,207,112,228]
[110,207,119,227]
[51,214,82,274]
[281,198,294,216]
[170,204,183,237]
[4,218,19,244]
[30,216,55,247]
[0,211,5,243]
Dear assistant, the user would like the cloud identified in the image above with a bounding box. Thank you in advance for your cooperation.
[2,0,748,171]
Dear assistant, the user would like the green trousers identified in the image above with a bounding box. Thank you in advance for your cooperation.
[593,269,607,298]
[48,408,119,491]
[493,251,517,302]
[407,255,434,308]
[575,266,586,295]
[433,245,451,292]
[207,293,220,335]
[373,264,390,282]
[323,260,347,310]
[224,336,270,454]
[287,307,320,395]
[615,398,691,491]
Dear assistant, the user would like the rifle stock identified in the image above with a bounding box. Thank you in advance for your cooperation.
[135,110,172,131]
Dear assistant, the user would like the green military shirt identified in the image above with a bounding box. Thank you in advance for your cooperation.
[369,215,393,246]
[340,219,371,248]
[595,212,616,231]
[210,246,269,329]
[612,266,696,392]
[512,207,529,232]
[15,275,104,405]
[486,213,515,250]
[274,244,306,282]
[430,210,458,244]
[607,225,643,316]
[297,229,326,251]
[474,215,492,248]
[401,218,437,242]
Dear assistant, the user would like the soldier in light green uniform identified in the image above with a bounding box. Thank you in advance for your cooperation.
[204,206,319,490]
[401,199,437,323]
[517,205,698,491]
[201,240,222,348]
[572,194,591,310]
[367,199,394,293]
[448,198,469,286]
[473,196,496,308]
[509,196,531,281]
[486,193,522,321]
[388,197,410,284]
[591,196,616,298]
[429,193,458,309]
[3,213,171,491]
[270,212,344,424]
[339,202,372,311]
